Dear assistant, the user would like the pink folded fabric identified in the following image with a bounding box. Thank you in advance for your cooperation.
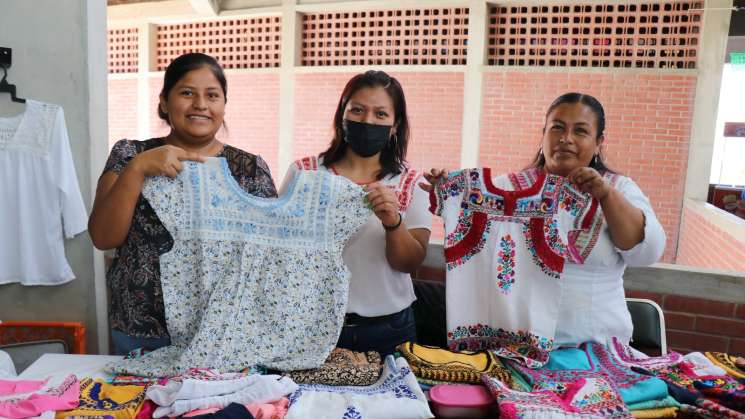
[0,378,48,396]
[0,375,80,419]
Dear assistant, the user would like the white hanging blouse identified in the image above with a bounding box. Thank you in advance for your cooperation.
[0,100,87,285]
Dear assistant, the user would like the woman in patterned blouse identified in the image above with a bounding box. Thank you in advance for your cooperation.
[89,53,277,355]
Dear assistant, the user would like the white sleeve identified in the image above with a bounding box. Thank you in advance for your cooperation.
[615,176,666,266]
[50,107,87,238]
[403,178,433,231]
[278,163,300,196]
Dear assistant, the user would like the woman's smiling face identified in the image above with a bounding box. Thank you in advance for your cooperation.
[541,102,603,177]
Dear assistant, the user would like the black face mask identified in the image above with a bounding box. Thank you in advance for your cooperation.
[342,119,392,158]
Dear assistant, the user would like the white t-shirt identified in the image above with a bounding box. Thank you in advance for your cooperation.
[281,156,433,317]
[0,100,87,285]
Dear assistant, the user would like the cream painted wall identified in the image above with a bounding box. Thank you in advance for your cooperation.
[0,0,109,354]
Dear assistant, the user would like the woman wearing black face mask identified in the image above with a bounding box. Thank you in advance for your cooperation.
[279,70,431,357]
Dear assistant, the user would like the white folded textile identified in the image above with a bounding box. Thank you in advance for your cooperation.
[147,374,297,418]
[0,350,15,378]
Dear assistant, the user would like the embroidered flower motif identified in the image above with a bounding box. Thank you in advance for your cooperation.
[342,406,363,419]
[393,385,418,400]
[496,234,516,294]
[444,211,491,271]
[522,222,561,280]
[447,324,553,368]
[543,218,569,258]
[468,189,484,205]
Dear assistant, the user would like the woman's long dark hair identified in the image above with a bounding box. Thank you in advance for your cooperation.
[529,92,615,174]
[320,70,410,180]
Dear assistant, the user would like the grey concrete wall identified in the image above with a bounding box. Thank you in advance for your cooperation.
[0,0,108,353]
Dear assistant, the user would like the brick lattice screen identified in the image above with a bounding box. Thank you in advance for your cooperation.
[155,17,281,70]
[301,8,469,66]
[108,28,139,73]
[488,1,703,69]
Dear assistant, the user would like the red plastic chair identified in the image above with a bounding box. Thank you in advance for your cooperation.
[0,321,86,354]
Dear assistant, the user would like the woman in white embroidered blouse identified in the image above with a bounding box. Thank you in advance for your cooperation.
[423,92,666,347]
[280,71,432,357]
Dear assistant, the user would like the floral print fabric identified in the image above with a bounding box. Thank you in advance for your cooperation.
[103,139,277,338]
[430,168,594,367]
[109,158,369,376]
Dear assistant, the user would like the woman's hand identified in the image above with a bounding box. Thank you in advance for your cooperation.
[567,167,612,201]
[130,145,205,178]
[365,182,400,227]
[419,168,448,192]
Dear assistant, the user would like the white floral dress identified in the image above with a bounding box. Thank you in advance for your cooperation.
[110,158,370,377]
[430,168,595,368]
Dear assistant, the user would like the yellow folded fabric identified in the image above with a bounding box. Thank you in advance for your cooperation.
[397,341,511,385]
[56,378,145,419]
[705,352,745,379]
[631,407,679,418]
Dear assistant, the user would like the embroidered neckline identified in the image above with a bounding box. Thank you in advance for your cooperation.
[483,167,547,199]
[219,157,298,209]
[0,103,29,141]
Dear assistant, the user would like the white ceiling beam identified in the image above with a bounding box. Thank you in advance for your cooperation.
[189,0,221,15]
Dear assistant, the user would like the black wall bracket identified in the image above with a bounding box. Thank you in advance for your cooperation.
[0,48,11,67]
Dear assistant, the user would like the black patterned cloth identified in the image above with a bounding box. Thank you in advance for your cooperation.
[286,348,382,386]
[103,138,277,338]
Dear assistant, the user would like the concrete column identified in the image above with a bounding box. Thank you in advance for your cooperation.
[138,23,157,140]
[459,0,488,168]
[87,0,111,355]
[684,0,733,201]
[277,0,301,177]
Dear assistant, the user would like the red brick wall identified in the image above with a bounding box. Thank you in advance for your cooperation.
[223,73,280,176]
[107,78,139,147]
[292,72,354,167]
[479,72,696,263]
[626,290,745,356]
[149,76,170,140]
[677,204,745,272]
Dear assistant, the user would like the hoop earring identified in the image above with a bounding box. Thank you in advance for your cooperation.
[592,154,599,167]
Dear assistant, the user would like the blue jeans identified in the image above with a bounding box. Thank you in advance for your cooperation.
[110,330,171,356]
[337,306,417,358]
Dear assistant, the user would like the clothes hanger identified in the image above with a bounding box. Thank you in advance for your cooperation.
[0,64,26,104]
